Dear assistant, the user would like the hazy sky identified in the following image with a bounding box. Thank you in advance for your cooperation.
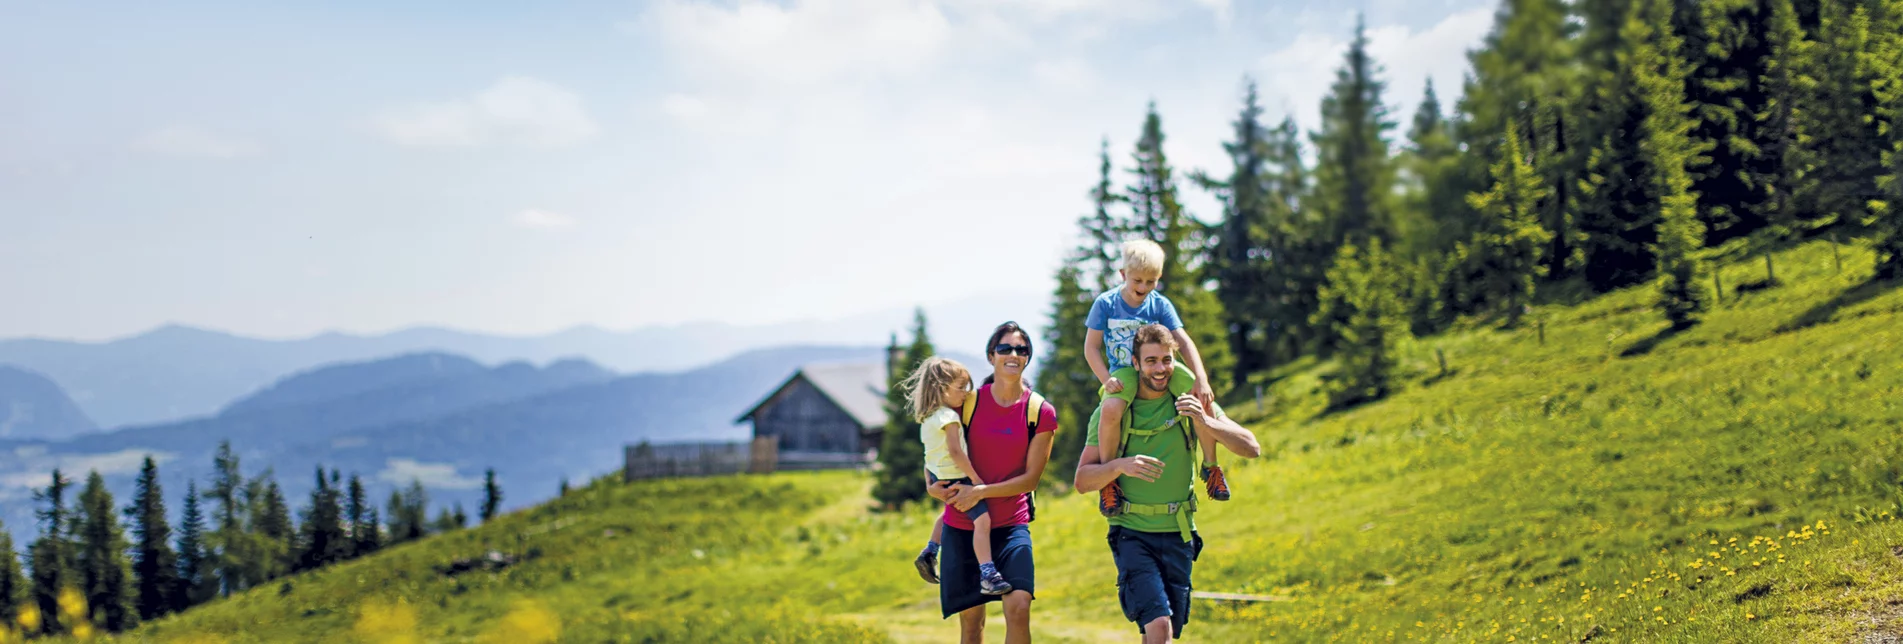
[2,0,1493,342]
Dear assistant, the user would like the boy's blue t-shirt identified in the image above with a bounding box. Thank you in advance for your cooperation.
[1085,287,1184,372]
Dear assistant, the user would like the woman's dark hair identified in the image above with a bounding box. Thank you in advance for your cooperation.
[981,321,1032,386]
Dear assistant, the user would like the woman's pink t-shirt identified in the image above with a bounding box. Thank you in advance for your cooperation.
[940,383,1059,531]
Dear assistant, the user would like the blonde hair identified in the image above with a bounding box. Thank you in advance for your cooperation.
[900,356,971,422]
[1121,239,1166,276]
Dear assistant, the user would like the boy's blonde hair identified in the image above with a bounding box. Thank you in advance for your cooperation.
[1121,239,1166,276]
[900,356,971,422]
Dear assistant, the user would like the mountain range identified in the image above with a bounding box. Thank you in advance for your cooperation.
[0,291,1043,429]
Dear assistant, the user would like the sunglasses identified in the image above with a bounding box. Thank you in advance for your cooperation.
[993,344,1032,357]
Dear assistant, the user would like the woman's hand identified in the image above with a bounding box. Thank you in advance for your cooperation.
[1113,455,1166,483]
[951,483,989,511]
[927,480,956,503]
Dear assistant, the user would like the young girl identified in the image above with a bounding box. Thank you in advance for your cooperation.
[905,356,1011,595]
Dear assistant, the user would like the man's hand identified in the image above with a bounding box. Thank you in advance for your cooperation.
[951,484,988,512]
[927,480,956,503]
[1105,376,1125,395]
[1112,455,1166,483]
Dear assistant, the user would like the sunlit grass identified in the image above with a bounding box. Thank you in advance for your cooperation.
[73,239,1903,642]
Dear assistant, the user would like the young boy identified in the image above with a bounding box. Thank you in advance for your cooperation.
[1085,239,1229,516]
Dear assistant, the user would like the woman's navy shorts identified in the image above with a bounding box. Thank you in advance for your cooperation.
[939,523,1035,618]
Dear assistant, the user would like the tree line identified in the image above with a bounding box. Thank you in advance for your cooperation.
[0,441,506,637]
[1032,0,1903,479]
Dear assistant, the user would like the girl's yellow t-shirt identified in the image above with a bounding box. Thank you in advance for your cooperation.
[919,406,967,480]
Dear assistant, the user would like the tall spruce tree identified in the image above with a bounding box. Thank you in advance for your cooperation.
[173,481,210,612]
[252,476,293,581]
[1312,238,1413,409]
[871,310,933,509]
[1082,138,1127,292]
[27,469,73,636]
[1406,80,1468,255]
[1261,117,1323,362]
[1126,104,1235,396]
[1806,0,1884,233]
[1203,78,1277,382]
[1575,0,1663,292]
[1311,14,1401,250]
[386,480,429,544]
[344,475,370,558]
[1037,256,1100,484]
[0,519,25,627]
[1750,0,1823,282]
[123,456,176,622]
[206,441,244,597]
[296,466,345,572]
[1466,121,1555,325]
[75,471,136,632]
[1460,0,1580,277]
[1679,0,1773,247]
[1873,0,1903,276]
[480,469,501,523]
[1627,0,1712,326]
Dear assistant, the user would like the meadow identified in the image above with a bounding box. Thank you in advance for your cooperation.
[88,239,1903,642]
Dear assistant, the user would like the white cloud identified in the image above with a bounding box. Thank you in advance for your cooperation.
[133,126,262,159]
[376,457,482,490]
[513,209,576,229]
[632,0,955,87]
[1031,57,1096,91]
[1189,0,1232,26]
[374,76,599,147]
[1258,7,1491,133]
[0,449,174,500]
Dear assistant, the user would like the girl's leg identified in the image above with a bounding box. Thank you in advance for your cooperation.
[972,513,994,564]
[930,516,945,545]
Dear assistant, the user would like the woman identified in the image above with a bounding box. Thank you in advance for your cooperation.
[927,321,1058,644]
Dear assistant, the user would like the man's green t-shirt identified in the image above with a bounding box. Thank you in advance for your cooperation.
[1086,395,1226,534]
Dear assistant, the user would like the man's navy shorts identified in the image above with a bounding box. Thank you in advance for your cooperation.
[1107,525,1203,638]
[940,523,1035,618]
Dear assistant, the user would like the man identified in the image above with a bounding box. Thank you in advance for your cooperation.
[1074,323,1261,643]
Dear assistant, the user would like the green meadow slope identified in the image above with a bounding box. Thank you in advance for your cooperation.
[97,239,1903,643]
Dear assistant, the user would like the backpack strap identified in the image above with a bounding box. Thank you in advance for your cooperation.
[1113,400,1199,542]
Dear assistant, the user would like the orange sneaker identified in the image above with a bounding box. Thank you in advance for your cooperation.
[1099,480,1127,517]
[1202,465,1231,501]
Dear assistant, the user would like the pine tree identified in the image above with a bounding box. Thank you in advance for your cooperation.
[1407,80,1468,255]
[206,441,244,597]
[251,476,293,581]
[1037,256,1100,484]
[1627,0,1712,326]
[296,466,345,572]
[1459,0,1581,278]
[1466,121,1555,325]
[1873,0,1903,277]
[344,475,371,558]
[1311,14,1401,250]
[358,507,383,557]
[0,520,24,628]
[451,503,468,529]
[1203,79,1277,382]
[123,456,176,622]
[1312,239,1413,409]
[384,490,409,545]
[385,481,430,544]
[1575,0,1659,292]
[481,469,502,523]
[1749,0,1823,282]
[1679,0,1774,247]
[871,310,933,509]
[173,482,210,612]
[1806,0,1884,233]
[1261,117,1324,362]
[1081,138,1127,292]
[1125,104,1235,396]
[75,471,136,632]
[27,469,74,635]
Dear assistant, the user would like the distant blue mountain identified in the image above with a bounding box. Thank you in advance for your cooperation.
[0,291,1042,428]
[0,344,975,546]
[0,365,96,440]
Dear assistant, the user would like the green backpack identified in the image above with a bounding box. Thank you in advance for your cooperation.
[1105,402,1200,542]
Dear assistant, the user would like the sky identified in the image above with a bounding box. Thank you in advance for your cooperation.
[1,0,1496,343]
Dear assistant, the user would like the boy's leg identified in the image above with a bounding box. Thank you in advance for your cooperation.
[1170,363,1231,501]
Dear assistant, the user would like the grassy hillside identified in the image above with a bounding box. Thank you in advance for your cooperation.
[89,239,1903,643]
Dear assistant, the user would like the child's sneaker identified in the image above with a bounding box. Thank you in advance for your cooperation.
[978,563,1013,595]
[1099,481,1127,517]
[1202,465,1231,501]
[914,549,939,584]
